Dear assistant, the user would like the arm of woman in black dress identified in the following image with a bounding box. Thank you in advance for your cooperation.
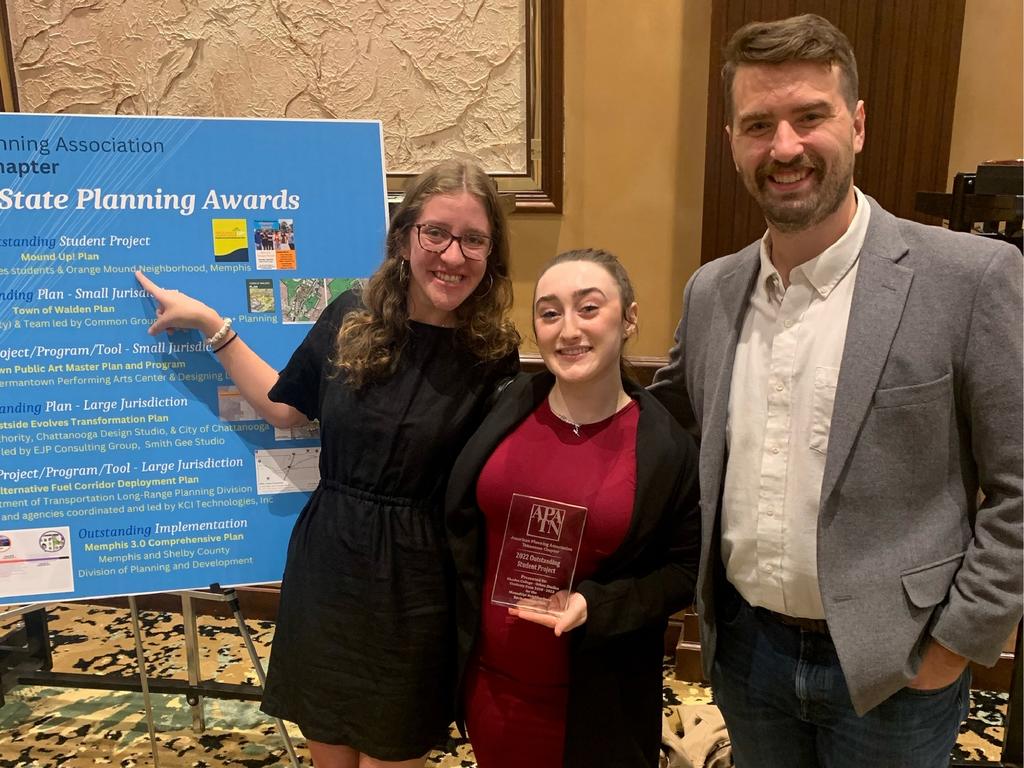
[135,270,308,429]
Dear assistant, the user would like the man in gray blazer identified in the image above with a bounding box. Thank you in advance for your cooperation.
[650,14,1022,767]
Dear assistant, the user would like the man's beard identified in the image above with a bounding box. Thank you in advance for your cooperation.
[745,152,854,233]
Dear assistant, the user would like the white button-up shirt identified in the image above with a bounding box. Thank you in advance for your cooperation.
[722,188,870,619]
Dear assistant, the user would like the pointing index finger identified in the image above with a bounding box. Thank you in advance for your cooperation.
[134,270,160,295]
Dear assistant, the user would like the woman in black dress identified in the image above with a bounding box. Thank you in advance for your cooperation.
[136,160,520,768]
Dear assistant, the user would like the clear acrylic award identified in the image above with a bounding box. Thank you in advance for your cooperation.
[490,493,587,615]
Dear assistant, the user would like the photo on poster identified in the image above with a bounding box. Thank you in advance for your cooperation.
[253,218,297,270]
[0,527,74,600]
[211,218,251,262]
[279,277,358,324]
[275,422,321,441]
[217,385,262,422]
[246,279,276,313]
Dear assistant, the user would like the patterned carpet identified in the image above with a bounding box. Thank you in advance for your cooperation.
[0,603,1008,767]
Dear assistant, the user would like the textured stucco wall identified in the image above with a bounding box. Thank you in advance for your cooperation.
[5,0,527,174]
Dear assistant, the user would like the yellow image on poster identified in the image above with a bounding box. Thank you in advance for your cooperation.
[212,218,250,262]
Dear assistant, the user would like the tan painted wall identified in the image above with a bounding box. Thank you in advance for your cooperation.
[508,0,1022,358]
[947,0,1024,189]
[507,1,712,357]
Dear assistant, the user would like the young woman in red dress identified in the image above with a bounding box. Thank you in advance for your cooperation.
[446,249,701,767]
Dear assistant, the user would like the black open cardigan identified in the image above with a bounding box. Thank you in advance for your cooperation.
[445,371,701,767]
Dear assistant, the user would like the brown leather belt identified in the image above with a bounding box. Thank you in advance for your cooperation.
[757,607,830,636]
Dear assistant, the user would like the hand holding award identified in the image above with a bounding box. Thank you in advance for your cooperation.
[509,590,589,636]
[490,493,587,616]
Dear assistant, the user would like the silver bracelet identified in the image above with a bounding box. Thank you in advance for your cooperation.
[205,317,233,347]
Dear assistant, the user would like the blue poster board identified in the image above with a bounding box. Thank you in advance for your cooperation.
[0,113,387,603]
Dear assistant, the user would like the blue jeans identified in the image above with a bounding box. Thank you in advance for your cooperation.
[711,595,970,768]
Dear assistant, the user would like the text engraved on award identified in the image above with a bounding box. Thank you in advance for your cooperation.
[490,493,587,614]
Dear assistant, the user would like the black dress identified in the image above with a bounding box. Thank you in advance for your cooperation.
[260,291,518,759]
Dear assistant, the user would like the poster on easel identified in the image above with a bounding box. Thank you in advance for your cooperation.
[0,113,387,603]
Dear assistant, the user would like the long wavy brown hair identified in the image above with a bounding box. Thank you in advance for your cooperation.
[334,159,519,388]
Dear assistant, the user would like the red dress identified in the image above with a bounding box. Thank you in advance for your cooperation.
[466,398,639,768]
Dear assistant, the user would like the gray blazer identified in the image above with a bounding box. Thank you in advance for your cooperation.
[650,195,1023,714]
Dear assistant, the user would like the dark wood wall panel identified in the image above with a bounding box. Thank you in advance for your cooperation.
[701,0,966,264]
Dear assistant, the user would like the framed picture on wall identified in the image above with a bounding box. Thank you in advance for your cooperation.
[0,0,562,210]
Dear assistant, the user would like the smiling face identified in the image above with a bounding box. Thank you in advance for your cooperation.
[533,260,637,389]
[404,191,489,325]
[727,60,865,234]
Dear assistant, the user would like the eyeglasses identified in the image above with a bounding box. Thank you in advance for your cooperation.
[414,224,492,261]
